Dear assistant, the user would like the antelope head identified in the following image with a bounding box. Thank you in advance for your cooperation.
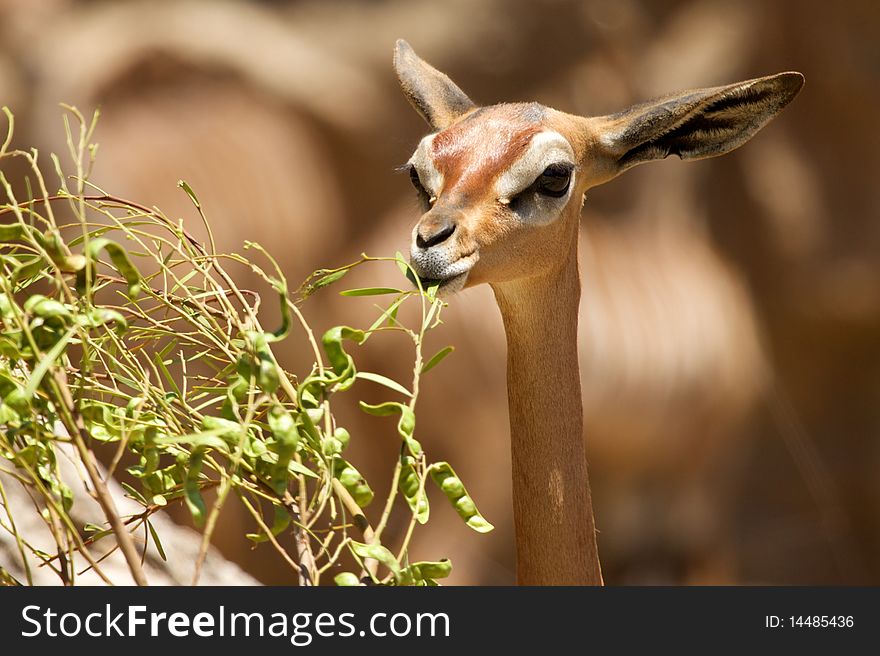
[394,39,803,294]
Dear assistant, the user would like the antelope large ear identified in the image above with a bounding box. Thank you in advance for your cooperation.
[590,72,804,178]
[393,39,476,131]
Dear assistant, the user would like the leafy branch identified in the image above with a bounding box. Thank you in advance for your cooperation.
[0,105,492,586]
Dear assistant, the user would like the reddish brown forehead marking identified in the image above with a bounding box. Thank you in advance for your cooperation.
[430,103,545,199]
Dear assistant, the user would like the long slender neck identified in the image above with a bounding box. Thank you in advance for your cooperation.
[491,235,603,585]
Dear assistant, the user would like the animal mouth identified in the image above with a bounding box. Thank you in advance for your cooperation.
[409,252,477,295]
[419,271,468,291]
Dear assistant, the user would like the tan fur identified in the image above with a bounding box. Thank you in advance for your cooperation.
[491,197,603,584]
[430,105,544,199]
[393,39,802,585]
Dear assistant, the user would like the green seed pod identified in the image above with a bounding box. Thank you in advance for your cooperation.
[257,357,279,394]
[24,295,72,324]
[397,558,452,586]
[358,401,421,456]
[430,461,494,534]
[333,459,374,508]
[268,406,300,495]
[321,326,365,391]
[184,450,207,527]
[321,437,343,456]
[296,409,321,446]
[333,427,350,451]
[413,559,452,580]
[0,293,12,318]
[306,407,324,425]
[399,461,419,496]
[454,495,476,517]
[440,476,465,499]
[334,572,361,587]
[398,456,429,524]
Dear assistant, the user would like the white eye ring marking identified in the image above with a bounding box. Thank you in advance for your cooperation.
[495,131,576,225]
[495,131,576,200]
[408,133,444,199]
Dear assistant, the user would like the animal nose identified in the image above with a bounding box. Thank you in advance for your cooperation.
[416,216,456,249]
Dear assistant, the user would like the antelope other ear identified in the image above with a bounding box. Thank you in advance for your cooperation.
[393,39,476,131]
[589,72,804,178]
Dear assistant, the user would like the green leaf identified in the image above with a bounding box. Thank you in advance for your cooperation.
[153,352,182,400]
[355,371,412,398]
[429,462,494,533]
[246,506,291,543]
[10,255,49,285]
[421,346,454,374]
[24,325,77,397]
[303,268,348,296]
[296,409,321,446]
[154,431,230,453]
[287,459,319,479]
[146,521,167,561]
[394,251,410,277]
[83,524,114,543]
[177,179,202,211]
[366,296,406,335]
[339,287,403,297]
[120,482,149,505]
[350,540,400,577]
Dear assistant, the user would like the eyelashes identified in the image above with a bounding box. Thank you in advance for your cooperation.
[406,164,432,208]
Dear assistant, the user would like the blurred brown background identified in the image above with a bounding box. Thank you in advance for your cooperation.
[1,0,878,585]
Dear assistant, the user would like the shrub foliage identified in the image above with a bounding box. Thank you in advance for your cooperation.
[0,107,491,586]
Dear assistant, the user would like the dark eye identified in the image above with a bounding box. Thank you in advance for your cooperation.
[408,166,431,208]
[535,163,572,197]
[409,165,424,191]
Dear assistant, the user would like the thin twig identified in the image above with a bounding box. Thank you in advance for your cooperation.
[331,479,378,579]
[51,370,149,586]
[283,489,317,586]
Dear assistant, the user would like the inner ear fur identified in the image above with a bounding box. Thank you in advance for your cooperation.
[393,39,476,131]
[593,72,804,174]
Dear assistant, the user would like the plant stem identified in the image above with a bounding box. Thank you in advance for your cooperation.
[331,479,378,579]
[52,370,149,586]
